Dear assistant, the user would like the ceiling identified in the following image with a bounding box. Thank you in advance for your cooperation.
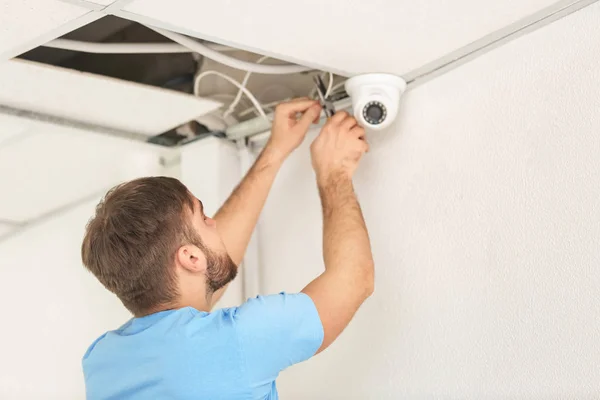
[2,1,592,76]
[0,59,220,136]
[0,0,595,239]
[0,113,170,227]
[0,223,14,237]
[119,0,561,76]
[88,0,119,5]
[0,0,98,61]
[0,57,219,233]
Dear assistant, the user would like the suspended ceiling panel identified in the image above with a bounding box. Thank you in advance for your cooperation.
[121,0,560,76]
[85,0,119,5]
[0,60,221,136]
[0,114,31,146]
[0,0,95,61]
[0,223,15,237]
[0,120,167,223]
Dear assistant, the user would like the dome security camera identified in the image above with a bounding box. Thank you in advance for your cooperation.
[344,73,407,131]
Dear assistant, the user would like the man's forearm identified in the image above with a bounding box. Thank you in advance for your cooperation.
[214,145,284,266]
[319,174,374,289]
[300,173,374,352]
[209,98,320,307]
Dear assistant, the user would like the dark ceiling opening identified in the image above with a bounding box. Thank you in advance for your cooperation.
[19,16,199,94]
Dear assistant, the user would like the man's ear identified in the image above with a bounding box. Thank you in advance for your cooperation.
[175,244,207,273]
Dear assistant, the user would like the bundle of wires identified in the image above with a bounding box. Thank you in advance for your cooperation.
[44,25,343,124]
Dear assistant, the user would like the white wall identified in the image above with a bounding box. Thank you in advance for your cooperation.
[180,137,246,307]
[258,4,600,399]
[0,199,131,399]
[0,141,175,399]
[0,134,247,399]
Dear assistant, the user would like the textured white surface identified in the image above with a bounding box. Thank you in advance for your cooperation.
[0,114,31,146]
[0,136,246,399]
[0,223,15,236]
[257,4,600,399]
[0,200,135,399]
[0,60,221,136]
[85,0,118,5]
[0,0,90,60]
[123,0,558,75]
[180,137,244,308]
[0,122,166,222]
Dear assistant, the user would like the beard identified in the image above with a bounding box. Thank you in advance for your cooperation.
[204,247,238,294]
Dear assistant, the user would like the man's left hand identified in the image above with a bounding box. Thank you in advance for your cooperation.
[266,98,322,161]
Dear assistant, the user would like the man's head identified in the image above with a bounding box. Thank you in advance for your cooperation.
[81,176,237,317]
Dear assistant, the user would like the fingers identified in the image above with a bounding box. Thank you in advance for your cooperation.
[361,140,370,153]
[329,110,349,125]
[276,98,320,116]
[324,113,366,139]
[349,126,369,153]
[340,116,358,132]
[288,96,311,103]
[350,125,366,139]
[297,104,322,131]
[321,111,369,153]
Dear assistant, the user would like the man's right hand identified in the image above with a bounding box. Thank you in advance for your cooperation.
[302,110,375,355]
[310,111,369,186]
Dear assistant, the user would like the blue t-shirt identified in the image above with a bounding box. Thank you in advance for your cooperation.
[82,292,324,400]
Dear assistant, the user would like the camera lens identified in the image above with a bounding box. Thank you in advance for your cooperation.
[362,101,387,125]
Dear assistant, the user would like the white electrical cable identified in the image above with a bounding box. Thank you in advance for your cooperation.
[149,26,312,74]
[237,71,334,118]
[43,38,235,54]
[308,71,335,99]
[223,55,270,119]
[238,98,290,118]
[308,72,324,99]
[193,72,215,96]
[228,96,354,141]
[330,80,347,95]
[240,72,342,120]
[325,71,334,98]
[206,93,236,102]
[194,70,269,121]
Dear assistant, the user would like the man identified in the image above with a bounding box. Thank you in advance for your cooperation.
[81,98,374,399]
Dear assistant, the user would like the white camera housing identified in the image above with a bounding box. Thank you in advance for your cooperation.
[344,73,407,131]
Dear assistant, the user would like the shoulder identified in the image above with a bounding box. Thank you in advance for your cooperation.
[233,292,318,317]
[227,292,323,389]
[82,332,108,361]
[82,317,135,361]
[231,292,323,349]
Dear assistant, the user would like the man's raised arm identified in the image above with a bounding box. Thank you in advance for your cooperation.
[211,98,322,306]
[301,111,374,353]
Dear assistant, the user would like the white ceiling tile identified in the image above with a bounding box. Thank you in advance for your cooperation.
[0,59,221,136]
[122,0,559,76]
[0,114,32,147]
[0,223,16,237]
[0,0,90,60]
[85,0,119,5]
[0,123,168,222]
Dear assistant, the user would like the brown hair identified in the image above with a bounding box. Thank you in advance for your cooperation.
[81,176,197,317]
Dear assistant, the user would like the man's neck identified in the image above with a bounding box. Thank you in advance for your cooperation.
[141,295,212,317]
[173,294,213,313]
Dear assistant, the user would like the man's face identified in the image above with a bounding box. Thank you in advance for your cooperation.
[189,196,238,293]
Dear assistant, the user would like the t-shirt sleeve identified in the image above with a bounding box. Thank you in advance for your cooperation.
[233,292,324,383]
